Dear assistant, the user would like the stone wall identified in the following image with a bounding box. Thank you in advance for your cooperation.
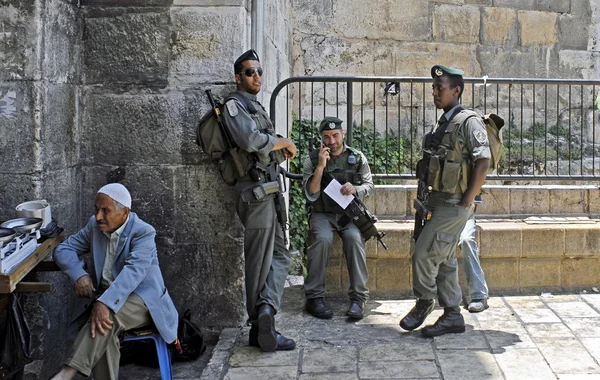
[1,0,293,378]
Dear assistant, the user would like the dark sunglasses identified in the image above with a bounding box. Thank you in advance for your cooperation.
[239,67,263,77]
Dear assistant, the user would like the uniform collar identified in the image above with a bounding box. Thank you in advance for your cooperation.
[442,104,463,122]
[237,91,257,102]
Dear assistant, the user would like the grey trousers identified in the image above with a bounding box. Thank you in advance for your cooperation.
[413,197,471,308]
[236,182,292,321]
[459,214,489,301]
[305,212,369,302]
[66,293,151,380]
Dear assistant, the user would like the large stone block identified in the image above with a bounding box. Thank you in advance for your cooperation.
[158,241,245,328]
[481,258,518,289]
[173,0,246,5]
[43,0,79,83]
[476,46,537,78]
[82,0,174,5]
[518,10,558,47]
[81,91,185,166]
[0,1,38,81]
[481,7,518,47]
[478,186,510,215]
[537,0,569,13]
[332,0,430,42]
[493,0,535,10]
[169,6,248,85]
[0,174,38,220]
[548,186,587,214]
[376,223,413,259]
[292,0,334,36]
[519,258,561,288]
[521,225,565,257]
[40,84,78,170]
[479,222,522,258]
[588,186,600,215]
[82,10,170,84]
[41,167,82,235]
[562,258,600,287]
[465,0,491,4]
[392,42,479,77]
[558,14,590,51]
[173,165,241,245]
[509,186,549,214]
[374,185,407,217]
[375,258,411,292]
[0,81,36,173]
[432,4,480,44]
[564,225,600,256]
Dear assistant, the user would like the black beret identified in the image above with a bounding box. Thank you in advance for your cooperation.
[234,49,260,73]
[319,116,344,133]
[431,64,464,79]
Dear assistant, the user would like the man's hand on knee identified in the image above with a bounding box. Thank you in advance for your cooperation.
[74,275,95,298]
[89,302,113,339]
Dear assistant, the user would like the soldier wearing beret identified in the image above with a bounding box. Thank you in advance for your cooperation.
[399,65,490,337]
[221,49,297,351]
[302,116,374,320]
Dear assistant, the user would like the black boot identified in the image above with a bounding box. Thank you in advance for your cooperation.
[305,297,333,319]
[249,324,259,347]
[421,307,465,337]
[250,325,296,351]
[399,299,435,331]
[257,304,278,352]
[346,299,365,320]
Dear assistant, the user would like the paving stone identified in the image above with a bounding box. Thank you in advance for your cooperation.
[299,374,359,380]
[359,342,434,361]
[228,346,299,367]
[359,360,439,379]
[581,338,600,362]
[494,347,556,379]
[437,350,504,380]
[557,375,600,380]
[225,366,298,380]
[525,323,576,340]
[546,301,600,318]
[561,317,600,338]
[536,338,600,374]
[301,346,358,373]
[582,294,600,311]
[512,307,562,323]
[504,296,547,308]
[434,329,488,350]
[480,323,537,350]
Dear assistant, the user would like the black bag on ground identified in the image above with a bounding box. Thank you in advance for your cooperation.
[0,294,32,380]
[172,309,206,362]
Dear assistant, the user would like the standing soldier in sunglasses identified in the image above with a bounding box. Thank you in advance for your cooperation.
[220,49,297,352]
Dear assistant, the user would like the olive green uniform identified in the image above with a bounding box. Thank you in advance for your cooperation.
[302,145,374,302]
[222,91,291,321]
[413,105,490,307]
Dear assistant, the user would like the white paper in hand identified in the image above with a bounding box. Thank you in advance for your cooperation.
[323,178,354,209]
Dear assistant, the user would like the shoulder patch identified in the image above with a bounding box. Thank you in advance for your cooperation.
[226,99,238,117]
[473,128,488,145]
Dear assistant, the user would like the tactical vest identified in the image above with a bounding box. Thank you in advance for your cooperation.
[309,146,363,213]
[424,110,479,196]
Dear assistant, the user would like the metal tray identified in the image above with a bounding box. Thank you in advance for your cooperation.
[1,217,43,233]
[0,227,16,244]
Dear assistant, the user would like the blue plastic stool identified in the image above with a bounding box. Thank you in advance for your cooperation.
[122,332,173,380]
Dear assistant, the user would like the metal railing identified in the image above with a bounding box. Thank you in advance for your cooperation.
[270,76,600,181]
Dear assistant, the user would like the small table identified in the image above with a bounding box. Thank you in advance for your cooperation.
[0,234,64,294]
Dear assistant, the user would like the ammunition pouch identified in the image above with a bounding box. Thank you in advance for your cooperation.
[240,181,279,202]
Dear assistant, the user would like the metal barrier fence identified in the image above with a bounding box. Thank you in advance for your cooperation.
[270,76,600,181]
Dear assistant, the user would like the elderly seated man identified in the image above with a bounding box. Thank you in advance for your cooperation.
[51,183,178,380]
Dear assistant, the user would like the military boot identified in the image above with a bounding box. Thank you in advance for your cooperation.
[305,297,333,319]
[249,325,296,351]
[421,306,465,337]
[346,299,365,320]
[399,299,435,331]
[257,304,278,352]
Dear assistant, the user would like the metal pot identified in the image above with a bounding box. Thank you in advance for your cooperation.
[0,227,16,244]
[1,218,43,233]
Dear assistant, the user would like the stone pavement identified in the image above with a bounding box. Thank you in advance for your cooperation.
[200,285,600,380]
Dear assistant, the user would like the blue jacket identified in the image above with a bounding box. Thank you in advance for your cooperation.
[54,212,178,343]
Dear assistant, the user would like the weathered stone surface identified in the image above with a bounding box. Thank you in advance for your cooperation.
[548,186,587,213]
[331,0,431,42]
[43,0,79,83]
[0,1,38,81]
[82,10,170,84]
[0,81,36,173]
[302,346,357,373]
[41,167,82,235]
[432,4,480,44]
[174,0,246,5]
[82,0,174,5]
[478,186,510,215]
[536,338,600,374]
[559,14,591,51]
[494,0,535,10]
[437,350,504,380]
[479,223,521,258]
[562,258,600,287]
[40,84,78,171]
[519,10,558,47]
[482,258,518,289]
[81,91,185,166]
[509,186,549,214]
[375,258,411,293]
[0,174,38,220]
[291,0,334,36]
[519,258,561,287]
[481,7,518,47]
[537,0,569,13]
[521,225,565,257]
[169,6,248,85]
[465,0,491,4]
[564,225,600,256]
[374,185,407,216]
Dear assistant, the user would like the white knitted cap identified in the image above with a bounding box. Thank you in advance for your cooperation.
[97,183,132,209]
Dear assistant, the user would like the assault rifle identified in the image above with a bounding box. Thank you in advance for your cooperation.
[413,143,433,241]
[322,171,387,250]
